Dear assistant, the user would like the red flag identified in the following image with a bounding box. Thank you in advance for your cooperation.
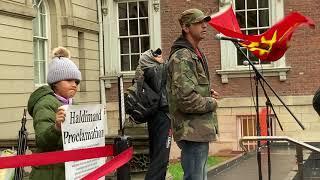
[208,5,315,62]
[240,12,315,61]
[208,5,242,37]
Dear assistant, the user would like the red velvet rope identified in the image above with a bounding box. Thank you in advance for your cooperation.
[83,147,133,180]
[0,145,133,179]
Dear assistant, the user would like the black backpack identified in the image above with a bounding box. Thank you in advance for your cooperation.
[124,77,160,124]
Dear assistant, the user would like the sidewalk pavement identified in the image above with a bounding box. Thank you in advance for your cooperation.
[208,145,297,180]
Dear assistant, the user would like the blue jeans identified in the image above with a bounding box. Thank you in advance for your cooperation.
[177,140,209,180]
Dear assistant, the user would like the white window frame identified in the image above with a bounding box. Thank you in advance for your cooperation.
[217,0,290,84]
[103,0,161,86]
[32,0,50,87]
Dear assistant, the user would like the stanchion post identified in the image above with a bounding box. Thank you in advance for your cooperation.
[114,136,132,180]
[116,74,132,179]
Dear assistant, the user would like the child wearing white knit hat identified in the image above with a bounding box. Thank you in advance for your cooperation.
[27,47,81,180]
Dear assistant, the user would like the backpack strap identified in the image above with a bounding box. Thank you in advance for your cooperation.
[136,76,144,95]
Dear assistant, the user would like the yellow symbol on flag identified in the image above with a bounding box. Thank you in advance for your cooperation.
[241,31,278,56]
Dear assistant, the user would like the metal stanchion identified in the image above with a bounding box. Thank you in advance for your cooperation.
[116,74,132,180]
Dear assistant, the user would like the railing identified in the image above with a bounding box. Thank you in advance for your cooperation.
[240,136,320,180]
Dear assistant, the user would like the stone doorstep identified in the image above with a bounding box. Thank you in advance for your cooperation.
[208,152,253,176]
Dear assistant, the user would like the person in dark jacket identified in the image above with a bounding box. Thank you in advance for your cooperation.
[27,47,81,180]
[167,9,219,180]
[135,49,171,180]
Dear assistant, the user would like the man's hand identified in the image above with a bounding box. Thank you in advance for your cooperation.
[55,106,66,131]
[211,89,220,99]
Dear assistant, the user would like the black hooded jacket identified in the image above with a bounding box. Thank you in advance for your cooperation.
[135,50,169,111]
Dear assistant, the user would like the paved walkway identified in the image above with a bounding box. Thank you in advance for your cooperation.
[209,146,297,180]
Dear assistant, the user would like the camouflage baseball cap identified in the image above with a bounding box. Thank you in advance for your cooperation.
[179,8,211,26]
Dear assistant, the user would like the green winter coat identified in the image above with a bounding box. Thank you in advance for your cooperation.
[167,36,218,142]
[27,85,65,180]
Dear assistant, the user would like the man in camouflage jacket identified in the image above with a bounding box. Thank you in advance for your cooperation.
[167,8,219,180]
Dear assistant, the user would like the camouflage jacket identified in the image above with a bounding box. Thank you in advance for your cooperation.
[167,36,218,142]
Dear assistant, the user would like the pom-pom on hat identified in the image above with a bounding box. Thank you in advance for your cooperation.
[47,47,81,84]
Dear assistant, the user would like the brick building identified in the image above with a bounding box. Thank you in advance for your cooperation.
[0,0,319,159]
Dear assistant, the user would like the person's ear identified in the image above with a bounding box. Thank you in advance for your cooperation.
[182,25,190,33]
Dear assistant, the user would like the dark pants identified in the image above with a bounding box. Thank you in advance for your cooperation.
[145,110,171,180]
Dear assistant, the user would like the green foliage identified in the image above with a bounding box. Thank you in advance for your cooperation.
[168,156,228,180]
[207,156,229,167]
[168,162,183,180]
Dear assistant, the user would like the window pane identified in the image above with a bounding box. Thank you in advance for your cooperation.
[121,55,130,71]
[247,0,257,9]
[141,37,150,52]
[131,55,139,70]
[34,61,46,84]
[33,39,38,60]
[34,61,40,84]
[119,20,128,36]
[40,14,46,37]
[40,61,46,83]
[33,16,39,36]
[120,38,129,54]
[39,40,45,60]
[129,2,137,18]
[248,29,258,35]
[130,37,139,53]
[235,0,245,10]
[259,28,267,34]
[236,12,246,28]
[237,48,248,65]
[118,3,127,19]
[247,10,257,28]
[139,1,148,17]
[259,10,269,27]
[140,19,149,35]
[248,118,254,136]
[129,20,138,35]
[242,118,248,134]
[39,2,45,13]
[258,0,269,8]
[249,51,260,63]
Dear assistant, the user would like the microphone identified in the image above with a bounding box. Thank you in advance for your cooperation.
[215,34,244,42]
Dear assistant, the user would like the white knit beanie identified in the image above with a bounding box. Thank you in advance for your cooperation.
[47,47,82,84]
